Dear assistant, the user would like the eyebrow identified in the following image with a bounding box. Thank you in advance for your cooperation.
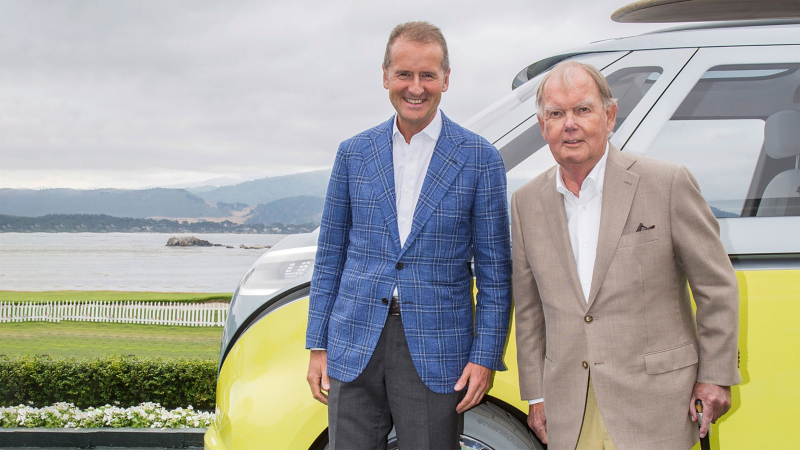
[574,100,596,109]
[543,100,597,114]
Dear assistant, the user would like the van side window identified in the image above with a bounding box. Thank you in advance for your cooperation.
[645,64,800,218]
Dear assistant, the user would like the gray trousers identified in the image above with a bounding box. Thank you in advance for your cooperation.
[328,314,464,450]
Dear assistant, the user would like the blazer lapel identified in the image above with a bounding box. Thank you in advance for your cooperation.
[367,118,402,252]
[400,114,468,256]
[587,145,639,308]
[538,167,586,309]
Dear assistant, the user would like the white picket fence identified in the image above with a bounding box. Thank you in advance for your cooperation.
[0,301,227,327]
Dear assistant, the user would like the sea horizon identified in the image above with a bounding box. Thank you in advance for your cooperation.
[0,232,289,293]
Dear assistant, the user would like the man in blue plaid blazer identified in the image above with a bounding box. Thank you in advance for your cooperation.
[306,21,511,449]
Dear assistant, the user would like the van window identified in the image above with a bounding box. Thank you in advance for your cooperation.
[506,66,662,196]
[645,64,800,217]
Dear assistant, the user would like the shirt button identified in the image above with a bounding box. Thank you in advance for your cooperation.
[381,297,389,305]
[396,262,404,270]
[401,218,407,224]
[583,243,588,248]
[581,206,587,211]
[582,361,589,369]
[404,188,410,193]
[585,315,593,323]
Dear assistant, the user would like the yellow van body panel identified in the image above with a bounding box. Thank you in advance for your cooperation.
[207,269,799,449]
[206,300,327,450]
[690,269,800,450]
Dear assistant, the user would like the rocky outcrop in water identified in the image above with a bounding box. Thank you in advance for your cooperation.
[166,236,213,247]
[240,244,271,250]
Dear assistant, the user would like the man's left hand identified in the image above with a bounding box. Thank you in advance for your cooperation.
[454,362,492,413]
[689,382,732,438]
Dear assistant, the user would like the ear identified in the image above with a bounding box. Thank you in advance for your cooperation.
[383,65,389,90]
[605,102,618,133]
[537,114,546,140]
[441,69,451,93]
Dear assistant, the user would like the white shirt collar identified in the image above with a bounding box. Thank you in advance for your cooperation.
[393,109,442,144]
[556,142,609,199]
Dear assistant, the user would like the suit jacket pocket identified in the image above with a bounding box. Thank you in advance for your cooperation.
[644,342,698,375]
[618,227,659,248]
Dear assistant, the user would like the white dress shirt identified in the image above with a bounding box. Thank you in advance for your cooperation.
[392,109,442,297]
[556,143,608,302]
[529,143,608,405]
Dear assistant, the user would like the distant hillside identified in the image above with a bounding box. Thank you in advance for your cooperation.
[197,170,331,206]
[0,188,224,219]
[185,185,219,194]
[246,196,324,225]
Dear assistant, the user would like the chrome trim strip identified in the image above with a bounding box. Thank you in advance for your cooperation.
[729,253,800,271]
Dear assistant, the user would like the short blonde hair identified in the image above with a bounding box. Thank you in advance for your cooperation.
[535,61,616,116]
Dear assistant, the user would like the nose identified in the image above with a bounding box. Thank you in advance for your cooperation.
[564,111,578,130]
[408,76,424,96]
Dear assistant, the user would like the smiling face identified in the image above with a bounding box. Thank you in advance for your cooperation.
[538,68,617,175]
[383,38,450,141]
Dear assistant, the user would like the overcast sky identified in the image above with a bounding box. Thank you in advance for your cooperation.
[0,0,668,190]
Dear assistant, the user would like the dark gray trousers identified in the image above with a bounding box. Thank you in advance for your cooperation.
[328,314,464,450]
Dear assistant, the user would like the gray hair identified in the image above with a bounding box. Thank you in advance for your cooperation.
[535,61,616,116]
[383,21,450,73]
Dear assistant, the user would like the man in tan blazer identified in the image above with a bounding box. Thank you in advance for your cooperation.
[511,61,741,450]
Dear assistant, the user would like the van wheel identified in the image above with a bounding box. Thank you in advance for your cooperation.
[323,402,542,450]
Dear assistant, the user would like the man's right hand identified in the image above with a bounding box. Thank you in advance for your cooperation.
[528,402,547,444]
[307,350,330,405]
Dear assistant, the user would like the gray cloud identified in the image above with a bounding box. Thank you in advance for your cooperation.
[0,0,665,188]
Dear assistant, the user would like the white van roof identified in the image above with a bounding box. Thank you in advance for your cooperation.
[512,19,800,89]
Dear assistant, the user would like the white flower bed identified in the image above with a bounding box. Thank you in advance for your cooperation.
[0,402,214,429]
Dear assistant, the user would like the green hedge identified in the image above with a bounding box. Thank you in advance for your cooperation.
[0,356,216,410]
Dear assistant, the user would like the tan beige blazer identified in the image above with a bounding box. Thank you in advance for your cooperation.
[511,145,741,450]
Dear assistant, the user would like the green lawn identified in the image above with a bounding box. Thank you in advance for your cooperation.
[0,290,232,303]
[0,321,223,359]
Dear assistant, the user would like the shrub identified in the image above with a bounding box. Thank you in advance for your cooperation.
[0,356,216,410]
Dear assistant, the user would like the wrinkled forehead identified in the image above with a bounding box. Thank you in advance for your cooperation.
[542,69,602,106]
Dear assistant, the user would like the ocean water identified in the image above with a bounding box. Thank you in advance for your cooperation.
[0,233,289,293]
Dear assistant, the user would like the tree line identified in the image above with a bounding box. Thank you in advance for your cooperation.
[0,214,317,234]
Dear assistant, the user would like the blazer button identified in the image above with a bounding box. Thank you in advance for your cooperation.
[396,262,404,270]
[585,315,593,323]
[381,298,389,305]
[582,361,589,369]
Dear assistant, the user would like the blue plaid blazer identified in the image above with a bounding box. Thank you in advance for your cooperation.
[306,113,512,394]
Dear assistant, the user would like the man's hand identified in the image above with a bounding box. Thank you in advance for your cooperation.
[689,382,732,438]
[454,362,492,413]
[307,350,330,405]
[528,402,547,444]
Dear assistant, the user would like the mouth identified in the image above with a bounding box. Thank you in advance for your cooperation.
[404,98,425,105]
[564,139,583,145]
